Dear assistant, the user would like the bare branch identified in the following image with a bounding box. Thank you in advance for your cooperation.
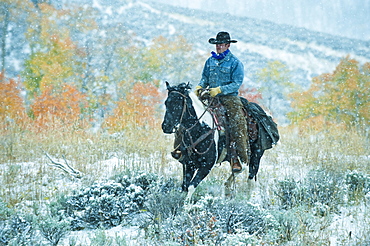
[43,151,83,178]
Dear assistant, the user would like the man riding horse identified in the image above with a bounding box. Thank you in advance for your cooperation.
[174,31,250,173]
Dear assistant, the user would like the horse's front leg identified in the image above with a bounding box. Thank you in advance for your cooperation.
[189,155,215,188]
[182,161,196,192]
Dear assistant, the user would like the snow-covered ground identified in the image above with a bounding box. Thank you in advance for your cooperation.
[2,138,369,245]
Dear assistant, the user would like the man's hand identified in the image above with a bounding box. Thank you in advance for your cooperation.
[209,87,221,97]
[194,86,203,97]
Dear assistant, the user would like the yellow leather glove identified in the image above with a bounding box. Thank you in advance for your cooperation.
[209,87,221,97]
[194,86,203,97]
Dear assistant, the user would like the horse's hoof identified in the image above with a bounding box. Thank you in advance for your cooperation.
[248,173,257,181]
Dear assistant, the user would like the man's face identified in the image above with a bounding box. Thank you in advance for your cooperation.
[216,43,230,54]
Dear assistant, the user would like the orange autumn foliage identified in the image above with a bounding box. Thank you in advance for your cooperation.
[239,86,263,104]
[0,74,27,127]
[104,82,163,132]
[31,84,87,130]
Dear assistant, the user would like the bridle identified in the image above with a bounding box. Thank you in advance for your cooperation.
[168,90,189,132]
[167,90,216,155]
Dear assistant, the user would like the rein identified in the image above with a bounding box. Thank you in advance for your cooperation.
[169,90,216,156]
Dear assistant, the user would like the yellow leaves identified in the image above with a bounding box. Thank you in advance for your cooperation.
[23,1,82,97]
[289,57,370,128]
[256,60,293,89]
[23,33,78,96]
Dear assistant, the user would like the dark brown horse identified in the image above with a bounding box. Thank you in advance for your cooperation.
[162,82,275,196]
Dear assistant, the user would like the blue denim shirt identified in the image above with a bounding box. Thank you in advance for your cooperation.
[199,51,244,96]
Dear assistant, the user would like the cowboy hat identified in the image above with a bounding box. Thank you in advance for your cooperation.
[208,31,237,44]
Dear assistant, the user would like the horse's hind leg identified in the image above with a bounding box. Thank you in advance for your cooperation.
[224,173,236,198]
[248,142,264,180]
[185,185,196,203]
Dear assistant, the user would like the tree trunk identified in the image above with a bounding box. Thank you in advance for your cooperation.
[1,5,10,74]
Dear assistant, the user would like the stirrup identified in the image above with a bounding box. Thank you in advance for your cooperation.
[171,150,182,160]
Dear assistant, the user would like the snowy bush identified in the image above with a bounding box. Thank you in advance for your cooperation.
[272,209,300,242]
[0,199,12,221]
[139,178,185,236]
[0,215,36,246]
[304,169,345,211]
[37,216,70,246]
[159,196,278,245]
[274,169,345,212]
[274,178,304,209]
[345,170,370,202]
[62,172,159,230]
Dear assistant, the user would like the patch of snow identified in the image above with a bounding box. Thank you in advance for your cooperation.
[166,13,215,26]
[237,40,337,76]
[283,38,369,64]
[59,225,142,245]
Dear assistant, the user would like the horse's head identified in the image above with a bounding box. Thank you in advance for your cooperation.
[162,81,192,134]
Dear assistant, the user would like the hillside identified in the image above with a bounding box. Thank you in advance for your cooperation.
[85,0,370,83]
[151,0,370,41]
[83,0,370,123]
[6,0,370,85]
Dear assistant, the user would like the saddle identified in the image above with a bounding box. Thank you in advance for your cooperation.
[171,92,259,162]
[200,93,258,143]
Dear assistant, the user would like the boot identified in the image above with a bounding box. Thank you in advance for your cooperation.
[231,157,242,173]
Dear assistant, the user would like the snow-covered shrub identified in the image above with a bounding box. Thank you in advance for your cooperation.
[274,169,345,212]
[90,229,128,246]
[345,170,370,202]
[274,178,304,209]
[38,216,69,246]
[90,230,113,246]
[0,199,12,221]
[271,209,300,242]
[304,169,345,211]
[113,172,158,192]
[161,195,225,245]
[160,196,278,245]
[63,172,159,230]
[0,215,36,246]
[221,230,260,245]
[139,179,185,237]
[66,181,141,229]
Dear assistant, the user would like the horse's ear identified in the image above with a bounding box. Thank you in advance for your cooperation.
[165,81,170,90]
[186,82,192,90]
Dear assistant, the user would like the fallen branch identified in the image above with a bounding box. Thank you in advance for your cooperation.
[43,151,83,179]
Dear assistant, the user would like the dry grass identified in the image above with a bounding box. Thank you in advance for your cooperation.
[278,125,370,172]
[1,123,368,207]
[1,122,369,245]
[0,123,176,207]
